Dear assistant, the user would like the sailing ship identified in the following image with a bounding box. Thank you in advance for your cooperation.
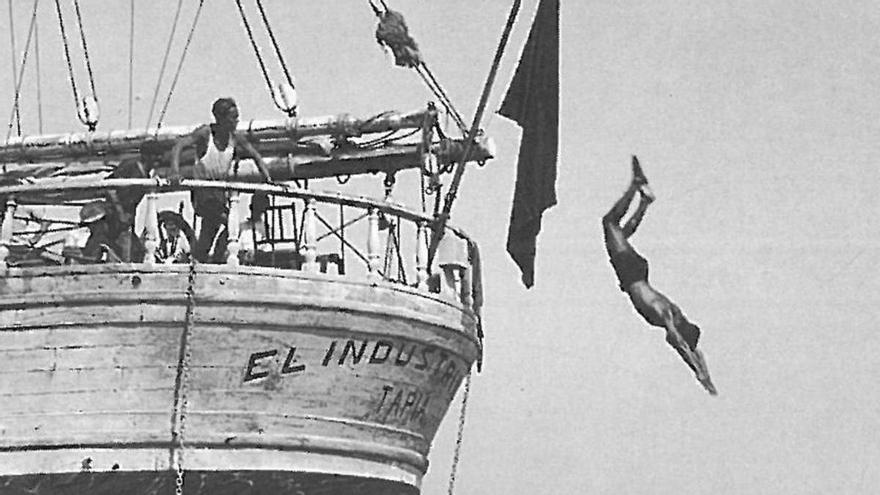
[0,0,559,493]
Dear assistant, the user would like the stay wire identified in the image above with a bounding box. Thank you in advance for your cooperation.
[6,0,39,143]
[154,0,205,130]
[144,0,184,129]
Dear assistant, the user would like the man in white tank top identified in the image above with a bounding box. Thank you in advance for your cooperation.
[170,98,272,262]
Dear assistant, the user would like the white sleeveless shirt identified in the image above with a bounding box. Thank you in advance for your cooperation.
[194,131,235,180]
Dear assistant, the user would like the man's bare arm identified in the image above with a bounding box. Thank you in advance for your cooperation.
[236,134,272,182]
[170,126,208,184]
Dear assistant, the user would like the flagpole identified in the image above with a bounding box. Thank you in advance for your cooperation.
[428,0,522,263]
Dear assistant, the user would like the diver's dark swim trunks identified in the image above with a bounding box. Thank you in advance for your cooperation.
[609,250,649,291]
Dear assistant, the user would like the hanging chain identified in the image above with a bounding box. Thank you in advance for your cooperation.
[447,372,472,495]
[174,260,197,494]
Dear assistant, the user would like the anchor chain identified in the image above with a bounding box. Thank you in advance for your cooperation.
[173,260,196,494]
[446,372,472,495]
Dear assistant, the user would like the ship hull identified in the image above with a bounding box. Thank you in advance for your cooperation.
[0,265,478,494]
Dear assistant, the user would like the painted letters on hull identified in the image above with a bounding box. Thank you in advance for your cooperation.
[0,265,479,492]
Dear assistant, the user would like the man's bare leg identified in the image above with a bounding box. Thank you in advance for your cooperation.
[622,191,653,238]
[603,180,639,226]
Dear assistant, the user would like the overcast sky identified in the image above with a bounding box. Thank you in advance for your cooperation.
[3,1,880,493]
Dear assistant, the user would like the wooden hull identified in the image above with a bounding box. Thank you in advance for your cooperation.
[0,265,478,494]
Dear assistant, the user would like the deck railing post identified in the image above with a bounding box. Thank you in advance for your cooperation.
[301,198,318,272]
[367,208,381,280]
[415,221,429,289]
[0,198,18,271]
[142,193,159,266]
[226,191,242,266]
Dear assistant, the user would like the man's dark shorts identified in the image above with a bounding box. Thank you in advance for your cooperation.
[191,189,228,221]
[609,249,649,291]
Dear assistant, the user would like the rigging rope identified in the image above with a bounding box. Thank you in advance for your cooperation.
[34,11,42,134]
[7,0,20,135]
[446,372,472,495]
[234,0,297,116]
[144,0,184,130]
[5,0,39,143]
[429,0,521,263]
[71,0,96,98]
[255,0,294,88]
[127,0,134,128]
[154,0,206,130]
[53,0,98,130]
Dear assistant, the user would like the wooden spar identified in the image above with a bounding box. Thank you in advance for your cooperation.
[0,108,432,164]
[428,0,522,261]
[0,137,494,184]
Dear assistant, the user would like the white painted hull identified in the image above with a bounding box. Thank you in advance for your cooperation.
[0,265,478,494]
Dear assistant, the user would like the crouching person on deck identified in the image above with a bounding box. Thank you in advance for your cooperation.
[169,97,272,263]
[79,200,143,263]
[104,158,151,262]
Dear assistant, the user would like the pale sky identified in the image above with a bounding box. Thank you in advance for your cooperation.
[3,1,880,493]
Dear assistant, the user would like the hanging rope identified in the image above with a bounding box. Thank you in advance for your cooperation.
[234,0,298,116]
[144,0,183,129]
[127,0,134,128]
[5,0,39,143]
[446,372,472,495]
[154,0,206,130]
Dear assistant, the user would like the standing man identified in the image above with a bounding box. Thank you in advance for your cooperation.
[602,156,717,395]
[169,97,273,262]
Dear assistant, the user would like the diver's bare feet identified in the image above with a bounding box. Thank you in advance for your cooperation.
[631,155,649,186]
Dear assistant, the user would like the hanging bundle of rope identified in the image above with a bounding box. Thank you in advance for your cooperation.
[369,0,468,135]
[373,4,422,68]
[53,0,99,131]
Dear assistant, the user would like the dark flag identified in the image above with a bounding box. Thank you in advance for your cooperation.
[498,0,559,288]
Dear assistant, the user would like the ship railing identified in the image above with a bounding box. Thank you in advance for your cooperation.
[0,179,477,310]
